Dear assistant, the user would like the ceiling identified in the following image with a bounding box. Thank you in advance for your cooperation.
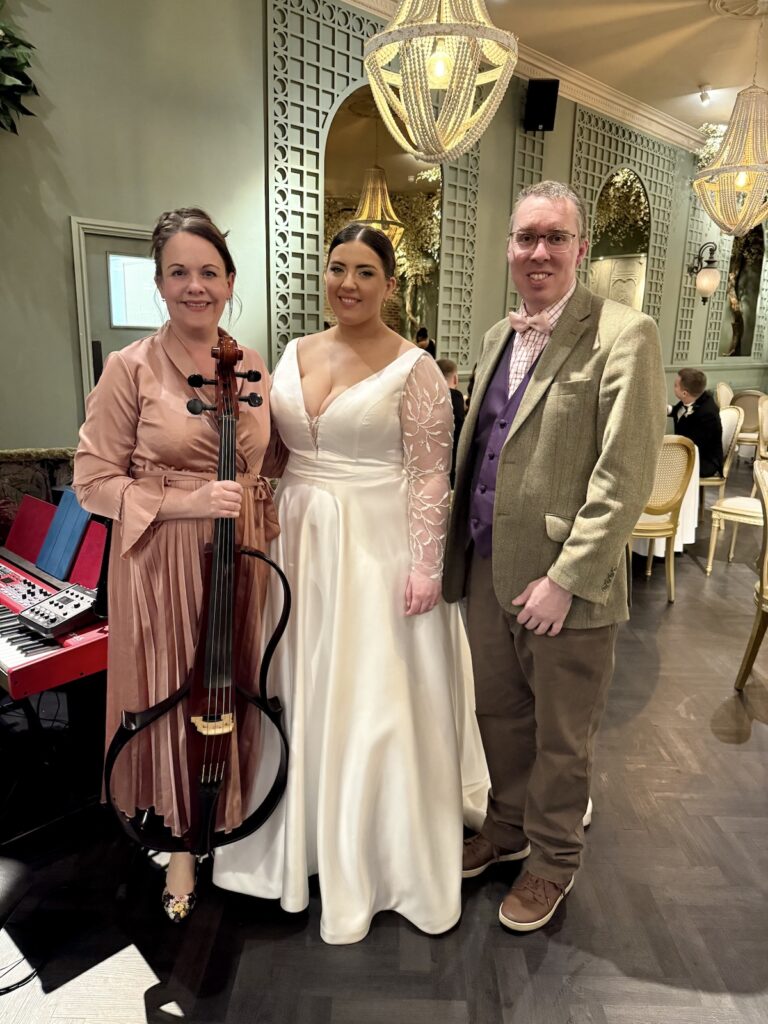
[327,0,767,197]
[479,0,765,128]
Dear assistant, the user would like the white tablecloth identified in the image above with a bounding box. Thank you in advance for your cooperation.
[632,446,699,557]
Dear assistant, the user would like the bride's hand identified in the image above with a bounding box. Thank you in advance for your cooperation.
[404,572,441,616]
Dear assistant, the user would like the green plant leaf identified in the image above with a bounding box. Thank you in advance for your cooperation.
[0,11,38,135]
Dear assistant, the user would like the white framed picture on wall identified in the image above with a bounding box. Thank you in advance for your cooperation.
[107,253,164,330]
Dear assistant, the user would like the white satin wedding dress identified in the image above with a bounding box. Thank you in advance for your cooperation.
[214,340,489,944]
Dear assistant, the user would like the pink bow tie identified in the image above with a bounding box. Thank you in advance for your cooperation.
[507,309,552,336]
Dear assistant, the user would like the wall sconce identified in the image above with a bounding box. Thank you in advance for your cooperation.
[699,84,711,106]
[687,241,721,304]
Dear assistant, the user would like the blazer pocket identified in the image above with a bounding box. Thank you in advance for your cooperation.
[549,378,591,396]
[544,513,574,543]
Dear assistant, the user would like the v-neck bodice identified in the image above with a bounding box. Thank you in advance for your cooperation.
[271,339,423,468]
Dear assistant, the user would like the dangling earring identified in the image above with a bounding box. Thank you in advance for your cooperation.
[227,296,234,325]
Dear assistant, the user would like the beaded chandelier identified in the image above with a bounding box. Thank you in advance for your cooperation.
[692,6,768,236]
[364,0,518,165]
[693,85,768,235]
[352,165,406,249]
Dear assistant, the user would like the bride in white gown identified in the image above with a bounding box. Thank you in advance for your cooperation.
[214,224,488,944]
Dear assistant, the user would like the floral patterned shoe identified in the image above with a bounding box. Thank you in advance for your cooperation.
[161,887,197,923]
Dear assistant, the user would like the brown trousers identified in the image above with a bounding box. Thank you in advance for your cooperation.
[466,554,617,885]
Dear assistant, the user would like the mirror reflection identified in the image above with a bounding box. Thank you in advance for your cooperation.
[324,86,442,342]
[720,225,765,357]
[589,168,650,310]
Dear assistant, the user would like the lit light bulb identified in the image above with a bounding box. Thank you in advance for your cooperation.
[696,267,721,303]
[427,40,453,89]
[735,170,750,189]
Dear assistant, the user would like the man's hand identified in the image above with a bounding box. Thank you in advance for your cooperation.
[511,576,573,637]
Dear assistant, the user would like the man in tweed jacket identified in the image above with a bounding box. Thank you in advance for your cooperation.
[443,181,665,932]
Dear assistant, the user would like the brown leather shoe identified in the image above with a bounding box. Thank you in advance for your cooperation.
[498,871,574,932]
[462,832,531,878]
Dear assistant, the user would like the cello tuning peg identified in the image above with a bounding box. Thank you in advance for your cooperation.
[187,374,217,388]
[187,398,216,415]
[239,393,263,408]
[235,370,262,382]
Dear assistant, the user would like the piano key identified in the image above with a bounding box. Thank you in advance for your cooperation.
[18,640,52,653]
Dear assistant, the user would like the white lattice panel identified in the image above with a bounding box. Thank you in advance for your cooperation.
[506,111,545,314]
[672,197,708,364]
[268,0,384,360]
[268,0,479,369]
[572,107,684,324]
[438,150,479,368]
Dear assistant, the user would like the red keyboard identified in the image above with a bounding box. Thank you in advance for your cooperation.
[0,554,108,699]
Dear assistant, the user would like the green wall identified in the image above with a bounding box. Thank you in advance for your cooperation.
[0,0,269,449]
[470,85,516,360]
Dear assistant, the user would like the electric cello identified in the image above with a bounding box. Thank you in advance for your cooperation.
[104,336,290,854]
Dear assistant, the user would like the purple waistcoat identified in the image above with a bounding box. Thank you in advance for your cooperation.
[468,334,539,557]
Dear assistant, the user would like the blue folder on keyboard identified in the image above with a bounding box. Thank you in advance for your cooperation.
[35,488,90,581]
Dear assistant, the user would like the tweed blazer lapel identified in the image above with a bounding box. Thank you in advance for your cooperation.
[504,282,594,444]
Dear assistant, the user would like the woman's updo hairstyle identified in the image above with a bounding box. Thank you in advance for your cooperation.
[327,222,396,279]
[150,207,236,279]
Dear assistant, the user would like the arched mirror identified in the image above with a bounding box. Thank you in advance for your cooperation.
[589,168,651,310]
[324,85,441,343]
[720,225,765,357]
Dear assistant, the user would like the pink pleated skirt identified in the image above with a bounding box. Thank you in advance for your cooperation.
[104,475,279,837]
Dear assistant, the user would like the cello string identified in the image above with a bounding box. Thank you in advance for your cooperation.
[217,386,236,782]
[201,397,216,783]
[226,399,235,777]
[224,413,233,777]
[198,350,249,805]
[219,406,235,780]
[203,405,220,783]
[212,396,232,782]
[205,370,229,783]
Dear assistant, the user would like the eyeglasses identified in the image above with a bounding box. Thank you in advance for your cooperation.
[509,230,577,252]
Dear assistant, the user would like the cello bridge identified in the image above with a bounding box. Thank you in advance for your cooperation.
[191,712,235,736]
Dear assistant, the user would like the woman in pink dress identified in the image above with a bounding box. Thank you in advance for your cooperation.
[74,208,278,922]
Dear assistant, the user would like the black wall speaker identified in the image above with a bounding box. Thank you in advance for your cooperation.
[523,79,559,132]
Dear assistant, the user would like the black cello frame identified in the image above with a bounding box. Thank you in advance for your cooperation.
[103,338,290,855]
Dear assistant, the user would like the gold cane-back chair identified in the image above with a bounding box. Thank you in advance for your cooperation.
[631,435,696,602]
[734,460,768,690]
[733,389,763,460]
[705,396,768,575]
[715,381,734,409]
[699,405,744,511]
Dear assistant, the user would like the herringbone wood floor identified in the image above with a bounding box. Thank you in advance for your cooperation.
[1,460,766,1024]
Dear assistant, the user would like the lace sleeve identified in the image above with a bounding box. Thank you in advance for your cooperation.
[401,354,453,579]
